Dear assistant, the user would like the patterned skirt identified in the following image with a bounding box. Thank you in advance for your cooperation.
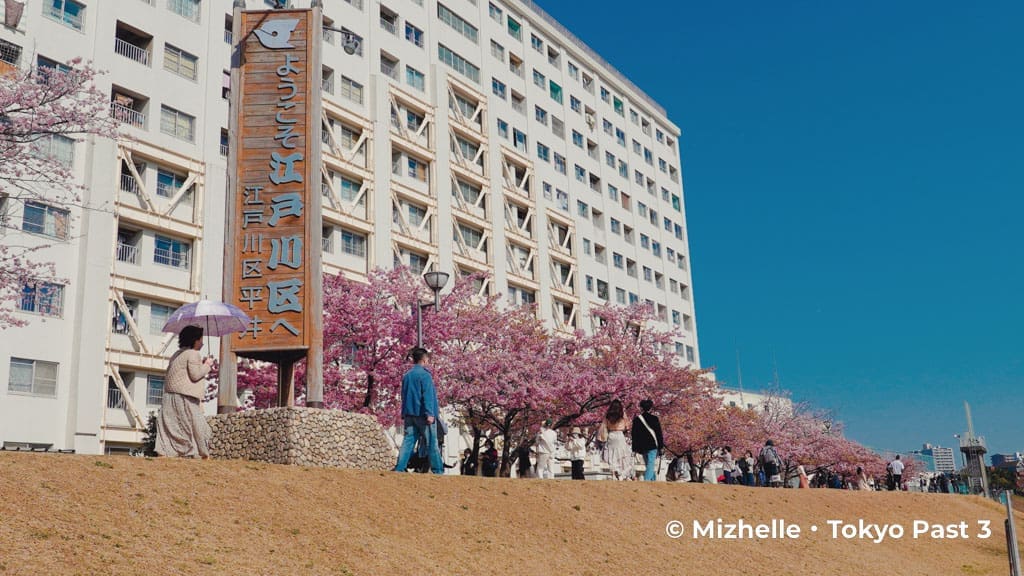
[155,391,211,458]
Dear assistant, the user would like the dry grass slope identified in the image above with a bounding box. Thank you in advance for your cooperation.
[0,453,1020,576]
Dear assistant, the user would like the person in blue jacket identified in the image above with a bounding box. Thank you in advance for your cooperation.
[393,347,444,474]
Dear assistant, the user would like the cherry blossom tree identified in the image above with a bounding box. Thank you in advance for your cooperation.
[661,397,761,481]
[0,59,115,329]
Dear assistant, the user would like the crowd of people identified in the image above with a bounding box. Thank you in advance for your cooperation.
[149,337,917,495]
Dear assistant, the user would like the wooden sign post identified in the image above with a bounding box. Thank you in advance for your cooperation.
[219,4,324,412]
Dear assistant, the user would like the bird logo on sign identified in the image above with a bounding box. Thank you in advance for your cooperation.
[254,18,300,49]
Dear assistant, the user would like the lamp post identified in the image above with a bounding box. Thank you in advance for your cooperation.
[415,271,450,348]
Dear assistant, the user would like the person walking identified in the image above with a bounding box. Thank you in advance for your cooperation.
[601,399,634,481]
[720,446,738,485]
[393,348,443,475]
[738,450,756,486]
[460,449,478,477]
[155,326,213,458]
[631,399,664,482]
[481,439,499,477]
[889,455,905,491]
[567,427,587,480]
[535,419,558,479]
[759,440,782,488]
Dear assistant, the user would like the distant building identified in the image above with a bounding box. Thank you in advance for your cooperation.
[718,387,792,415]
[990,453,1022,469]
[921,443,956,474]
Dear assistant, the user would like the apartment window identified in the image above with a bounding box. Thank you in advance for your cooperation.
[567,61,579,80]
[438,3,478,43]
[22,202,69,239]
[0,39,22,67]
[532,69,545,88]
[577,201,588,217]
[574,165,585,182]
[549,81,563,104]
[547,47,560,67]
[163,45,197,80]
[640,234,649,249]
[615,288,626,304]
[600,86,610,102]
[19,283,64,318]
[556,189,568,212]
[405,23,424,48]
[542,182,552,199]
[615,128,626,146]
[489,2,503,23]
[638,202,648,217]
[652,241,661,257]
[341,230,367,257]
[147,375,164,406]
[496,118,509,139]
[672,194,682,212]
[610,218,620,234]
[529,34,543,52]
[492,77,507,100]
[510,90,525,114]
[664,217,673,232]
[551,116,564,139]
[613,97,624,116]
[605,152,615,168]
[44,0,84,31]
[536,141,552,159]
[674,223,684,240]
[686,346,695,363]
[571,131,583,148]
[666,248,676,262]
[672,310,681,327]
[156,168,187,198]
[618,160,628,178]
[32,134,75,168]
[150,303,174,335]
[37,55,71,74]
[490,40,505,62]
[612,253,623,269]
[154,235,190,269]
[513,128,527,151]
[644,148,654,165]
[338,176,362,202]
[659,158,668,172]
[438,44,479,83]
[582,239,592,257]
[602,119,613,135]
[406,66,425,91]
[656,129,665,142]
[167,0,200,23]
[553,153,566,174]
[535,106,547,125]
[630,109,639,125]
[341,76,364,104]
[585,275,594,292]
[507,16,522,40]
[570,96,581,113]
[160,105,195,142]
[8,358,58,397]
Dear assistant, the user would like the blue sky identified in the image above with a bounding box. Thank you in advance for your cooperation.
[536,0,1024,456]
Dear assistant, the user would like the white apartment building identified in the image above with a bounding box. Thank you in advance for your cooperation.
[0,0,699,454]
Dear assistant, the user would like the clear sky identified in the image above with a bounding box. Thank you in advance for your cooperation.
[535,0,1024,456]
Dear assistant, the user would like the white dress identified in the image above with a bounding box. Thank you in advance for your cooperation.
[605,430,634,481]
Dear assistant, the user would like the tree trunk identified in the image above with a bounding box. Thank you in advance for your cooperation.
[470,427,482,476]
[363,373,375,408]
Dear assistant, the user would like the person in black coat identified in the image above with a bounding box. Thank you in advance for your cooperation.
[631,399,664,481]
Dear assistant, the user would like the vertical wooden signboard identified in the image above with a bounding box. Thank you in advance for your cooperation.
[219,6,324,411]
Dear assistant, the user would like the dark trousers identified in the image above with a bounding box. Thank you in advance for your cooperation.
[571,459,584,480]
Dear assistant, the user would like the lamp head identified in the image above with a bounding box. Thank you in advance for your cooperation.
[423,271,450,292]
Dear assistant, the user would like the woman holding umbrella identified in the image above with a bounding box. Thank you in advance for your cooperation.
[155,325,214,458]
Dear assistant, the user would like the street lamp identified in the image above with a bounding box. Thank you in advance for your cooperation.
[415,270,450,348]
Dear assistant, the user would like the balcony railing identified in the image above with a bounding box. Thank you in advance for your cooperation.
[220,143,228,157]
[107,386,127,410]
[154,248,190,269]
[111,102,146,128]
[116,243,139,264]
[380,18,397,35]
[119,174,139,194]
[114,38,151,66]
[322,236,333,252]
[223,29,232,44]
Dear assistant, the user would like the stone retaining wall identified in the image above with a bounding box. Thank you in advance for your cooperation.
[208,407,395,470]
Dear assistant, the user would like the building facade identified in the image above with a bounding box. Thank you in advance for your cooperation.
[920,443,956,475]
[0,0,699,454]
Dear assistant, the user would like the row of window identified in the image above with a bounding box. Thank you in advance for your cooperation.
[45,0,200,32]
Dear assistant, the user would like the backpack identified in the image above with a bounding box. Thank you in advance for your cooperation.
[760,446,779,466]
